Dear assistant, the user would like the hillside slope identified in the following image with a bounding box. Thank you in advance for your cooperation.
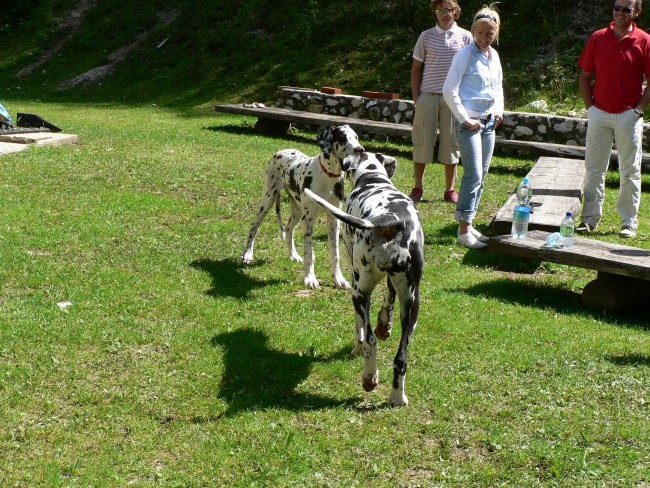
[0,0,641,111]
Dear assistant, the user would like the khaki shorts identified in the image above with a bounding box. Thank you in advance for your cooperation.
[412,92,459,165]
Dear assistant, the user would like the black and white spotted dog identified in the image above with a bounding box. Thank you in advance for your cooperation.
[240,125,364,289]
[305,152,424,406]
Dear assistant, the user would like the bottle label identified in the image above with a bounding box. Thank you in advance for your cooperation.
[513,206,530,222]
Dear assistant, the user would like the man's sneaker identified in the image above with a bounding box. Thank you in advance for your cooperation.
[409,187,423,203]
[620,225,636,238]
[444,189,459,203]
[575,222,595,234]
[457,231,488,249]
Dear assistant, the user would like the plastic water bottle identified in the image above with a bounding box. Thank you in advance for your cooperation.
[511,205,530,238]
[546,232,565,248]
[560,211,574,248]
[516,177,532,206]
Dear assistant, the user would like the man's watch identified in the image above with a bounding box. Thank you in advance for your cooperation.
[633,107,644,118]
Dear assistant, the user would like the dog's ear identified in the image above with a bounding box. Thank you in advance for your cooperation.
[342,154,359,174]
[376,153,397,179]
[317,126,333,159]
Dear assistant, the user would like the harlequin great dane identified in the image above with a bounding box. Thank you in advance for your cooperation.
[305,152,423,406]
[240,125,364,289]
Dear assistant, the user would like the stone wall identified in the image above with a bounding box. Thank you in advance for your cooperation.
[277,87,650,151]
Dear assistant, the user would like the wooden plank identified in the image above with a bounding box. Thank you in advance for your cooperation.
[492,157,585,233]
[215,104,411,137]
[495,138,587,159]
[215,104,650,169]
[493,194,582,234]
[496,137,650,170]
[487,230,650,280]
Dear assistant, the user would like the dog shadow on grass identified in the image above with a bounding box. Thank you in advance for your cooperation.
[190,257,282,299]
[210,328,356,417]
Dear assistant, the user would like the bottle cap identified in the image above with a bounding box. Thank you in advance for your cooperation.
[523,177,529,184]
[565,211,572,217]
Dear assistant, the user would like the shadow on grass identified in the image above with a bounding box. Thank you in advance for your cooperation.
[425,223,542,273]
[462,278,649,327]
[190,257,283,299]
[606,354,650,367]
[210,328,356,416]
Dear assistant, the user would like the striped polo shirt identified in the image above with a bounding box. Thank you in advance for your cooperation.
[413,23,473,94]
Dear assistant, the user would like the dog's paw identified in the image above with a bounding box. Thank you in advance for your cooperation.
[240,251,254,264]
[388,389,408,407]
[361,371,378,392]
[374,322,392,340]
[290,253,304,263]
[303,275,320,289]
[334,276,351,289]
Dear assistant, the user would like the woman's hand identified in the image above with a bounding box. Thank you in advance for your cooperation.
[494,115,503,128]
[463,119,480,130]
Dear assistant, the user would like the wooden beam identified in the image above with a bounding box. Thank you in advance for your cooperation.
[487,230,650,280]
[215,104,650,170]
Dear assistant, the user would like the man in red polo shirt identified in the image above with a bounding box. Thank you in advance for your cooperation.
[577,0,650,238]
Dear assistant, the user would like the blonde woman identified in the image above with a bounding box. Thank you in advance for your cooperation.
[409,0,472,203]
[443,5,504,249]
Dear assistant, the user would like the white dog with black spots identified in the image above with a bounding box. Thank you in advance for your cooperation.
[241,125,364,288]
[305,151,424,406]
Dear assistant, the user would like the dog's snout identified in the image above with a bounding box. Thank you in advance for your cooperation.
[354,146,365,154]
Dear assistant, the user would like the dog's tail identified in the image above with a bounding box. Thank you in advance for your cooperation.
[304,188,403,232]
[304,188,373,229]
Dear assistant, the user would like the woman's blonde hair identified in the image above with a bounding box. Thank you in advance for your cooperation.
[471,4,500,43]
[430,0,461,20]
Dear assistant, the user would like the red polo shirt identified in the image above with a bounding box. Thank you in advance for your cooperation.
[578,22,650,113]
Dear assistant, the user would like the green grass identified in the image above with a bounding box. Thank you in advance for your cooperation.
[0,101,648,486]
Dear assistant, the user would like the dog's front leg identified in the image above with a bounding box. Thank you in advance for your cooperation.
[326,214,350,289]
[301,211,319,288]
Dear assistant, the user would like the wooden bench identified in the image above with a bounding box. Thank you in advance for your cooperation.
[215,103,650,169]
[492,156,585,234]
[215,103,412,138]
[488,230,650,312]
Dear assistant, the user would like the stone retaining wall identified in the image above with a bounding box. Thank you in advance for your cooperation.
[277,86,650,151]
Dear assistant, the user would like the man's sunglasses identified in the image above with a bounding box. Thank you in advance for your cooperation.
[613,5,634,13]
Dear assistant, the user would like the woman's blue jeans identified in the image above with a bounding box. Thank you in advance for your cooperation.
[454,118,496,224]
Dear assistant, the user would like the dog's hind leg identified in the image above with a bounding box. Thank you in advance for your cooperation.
[284,198,303,263]
[241,191,278,264]
[375,277,396,340]
[326,214,350,289]
[301,208,319,288]
[273,193,285,240]
[388,276,420,407]
[351,279,379,391]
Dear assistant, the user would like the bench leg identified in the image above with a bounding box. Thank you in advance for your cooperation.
[582,272,650,313]
[254,118,291,135]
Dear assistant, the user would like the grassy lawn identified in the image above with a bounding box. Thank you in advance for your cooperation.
[0,100,648,487]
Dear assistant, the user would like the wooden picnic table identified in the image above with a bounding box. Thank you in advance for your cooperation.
[488,230,650,312]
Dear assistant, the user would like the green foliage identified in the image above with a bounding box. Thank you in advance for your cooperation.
[0,0,621,109]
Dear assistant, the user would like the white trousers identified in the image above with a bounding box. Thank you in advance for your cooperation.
[581,106,643,229]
